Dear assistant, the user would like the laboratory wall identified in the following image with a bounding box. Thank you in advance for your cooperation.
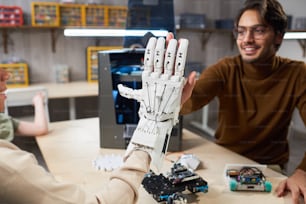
[0,0,305,131]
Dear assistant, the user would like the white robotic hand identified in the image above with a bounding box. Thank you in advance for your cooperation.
[118,36,189,170]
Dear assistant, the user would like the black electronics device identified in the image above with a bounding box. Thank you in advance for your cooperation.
[142,163,208,203]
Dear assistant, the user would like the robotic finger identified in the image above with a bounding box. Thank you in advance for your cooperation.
[174,39,189,78]
[143,37,157,74]
[117,84,143,102]
[163,39,178,77]
[153,37,166,76]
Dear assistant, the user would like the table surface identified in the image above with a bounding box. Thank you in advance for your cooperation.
[30,81,98,99]
[36,117,294,204]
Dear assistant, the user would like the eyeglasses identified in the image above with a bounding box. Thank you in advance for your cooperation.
[233,25,270,40]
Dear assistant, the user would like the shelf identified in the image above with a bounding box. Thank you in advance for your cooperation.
[298,39,306,57]
[177,28,234,49]
[0,25,123,54]
[2,26,306,56]
[284,30,306,57]
[0,26,61,53]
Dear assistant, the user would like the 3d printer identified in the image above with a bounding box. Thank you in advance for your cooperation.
[98,48,182,151]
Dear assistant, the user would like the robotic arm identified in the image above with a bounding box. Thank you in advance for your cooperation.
[118,36,189,170]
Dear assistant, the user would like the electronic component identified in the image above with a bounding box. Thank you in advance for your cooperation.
[225,165,272,192]
[142,163,208,203]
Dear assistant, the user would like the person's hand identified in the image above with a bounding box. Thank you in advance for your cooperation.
[0,69,9,112]
[118,34,189,170]
[0,68,9,93]
[181,71,197,105]
[275,169,306,204]
[32,92,45,106]
[0,93,6,113]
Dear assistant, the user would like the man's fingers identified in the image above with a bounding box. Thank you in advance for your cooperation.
[275,180,287,197]
[181,71,197,105]
[303,190,306,204]
[166,32,174,44]
[275,179,305,204]
[300,186,306,204]
[291,190,302,204]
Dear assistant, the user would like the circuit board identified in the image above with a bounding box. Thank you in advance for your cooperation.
[142,163,208,203]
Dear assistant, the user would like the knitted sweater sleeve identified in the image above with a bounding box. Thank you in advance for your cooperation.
[295,63,306,171]
[180,58,228,115]
[297,153,306,171]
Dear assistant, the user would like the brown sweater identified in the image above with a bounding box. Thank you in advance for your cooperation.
[181,55,306,171]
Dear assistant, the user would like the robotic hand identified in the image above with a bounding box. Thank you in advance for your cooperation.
[118,36,189,170]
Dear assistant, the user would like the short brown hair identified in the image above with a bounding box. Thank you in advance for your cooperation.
[235,0,288,35]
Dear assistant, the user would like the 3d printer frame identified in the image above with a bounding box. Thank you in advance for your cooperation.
[98,48,182,151]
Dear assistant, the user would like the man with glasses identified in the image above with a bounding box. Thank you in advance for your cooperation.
[180,0,306,203]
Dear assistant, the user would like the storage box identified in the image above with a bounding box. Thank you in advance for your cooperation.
[107,6,127,27]
[85,5,107,26]
[0,6,23,26]
[0,63,29,87]
[59,4,85,26]
[84,5,127,27]
[54,64,69,83]
[294,17,306,30]
[31,2,60,26]
[86,46,122,83]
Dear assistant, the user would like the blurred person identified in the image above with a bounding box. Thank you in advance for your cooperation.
[0,91,48,142]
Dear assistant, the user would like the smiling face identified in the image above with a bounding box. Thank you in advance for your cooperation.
[236,9,283,64]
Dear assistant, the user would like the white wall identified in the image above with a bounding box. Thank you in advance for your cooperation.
[277,0,306,62]
[277,0,306,133]
[1,0,305,82]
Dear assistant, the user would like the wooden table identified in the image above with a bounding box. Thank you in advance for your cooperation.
[30,81,98,119]
[36,117,295,204]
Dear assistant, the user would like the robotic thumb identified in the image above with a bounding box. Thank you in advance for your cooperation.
[117,84,143,102]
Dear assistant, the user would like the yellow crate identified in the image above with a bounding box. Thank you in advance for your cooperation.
[31,2,60,27]
[107,6,127,28]
[0,63,29,87]
[59,4,85,26]
[84,5,107,26]
[87,46,122,83]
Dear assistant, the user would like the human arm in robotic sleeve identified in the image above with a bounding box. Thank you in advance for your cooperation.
[0,139,150,204]
[0,35,188,203]
[118,35,189,170]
